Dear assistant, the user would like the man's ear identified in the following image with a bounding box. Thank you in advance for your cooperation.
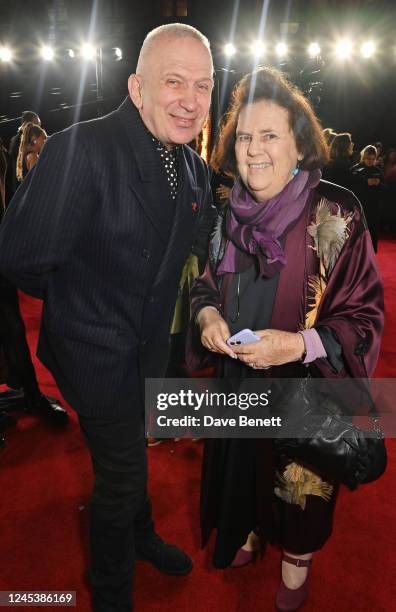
[128,74,143,109]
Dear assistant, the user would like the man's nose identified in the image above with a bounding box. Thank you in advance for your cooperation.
[179,88,198,112]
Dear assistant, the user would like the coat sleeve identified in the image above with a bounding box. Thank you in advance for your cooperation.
[314,224,384,378]
[191,162,217,274]
[186,226,225,371]
[0,129,93,298]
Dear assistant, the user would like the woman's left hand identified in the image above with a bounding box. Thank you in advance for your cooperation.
[231,329,305,369]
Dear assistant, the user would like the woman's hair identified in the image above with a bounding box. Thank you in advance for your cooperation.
[322,128,337,146]
[16,122,46,182]
[329,133,352,160]
[210,67,328,177]
[360,145,377,161]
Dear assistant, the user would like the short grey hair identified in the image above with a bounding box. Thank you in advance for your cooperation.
[136,23,213,74]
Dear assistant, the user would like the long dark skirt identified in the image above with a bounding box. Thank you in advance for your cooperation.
[201,437,339,569]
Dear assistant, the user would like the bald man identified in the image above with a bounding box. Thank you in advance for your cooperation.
[0,24,215,611]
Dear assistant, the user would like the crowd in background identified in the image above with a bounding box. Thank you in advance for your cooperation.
[0,111,66,448]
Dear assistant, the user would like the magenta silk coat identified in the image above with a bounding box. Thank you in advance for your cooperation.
[189,179,384,379]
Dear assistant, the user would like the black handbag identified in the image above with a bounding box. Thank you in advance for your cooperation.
[274,374,387,490]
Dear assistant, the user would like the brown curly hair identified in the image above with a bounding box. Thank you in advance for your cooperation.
[211,67,329,177]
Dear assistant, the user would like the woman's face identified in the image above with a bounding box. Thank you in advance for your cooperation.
[31,133,47,153]
[363,154,376,167]
[234,99,302,202]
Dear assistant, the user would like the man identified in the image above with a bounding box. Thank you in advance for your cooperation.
[0,24,215,611]
[5,110,41,206]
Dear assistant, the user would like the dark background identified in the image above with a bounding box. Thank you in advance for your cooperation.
[0,0,395,151]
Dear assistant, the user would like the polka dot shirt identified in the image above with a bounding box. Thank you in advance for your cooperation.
[152,137,180,200]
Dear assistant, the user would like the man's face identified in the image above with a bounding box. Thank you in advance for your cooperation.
[129,37,213,148]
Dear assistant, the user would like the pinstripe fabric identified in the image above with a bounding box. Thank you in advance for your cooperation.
[0,97,214,417]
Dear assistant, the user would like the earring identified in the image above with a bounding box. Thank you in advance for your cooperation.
[291,159,302,177]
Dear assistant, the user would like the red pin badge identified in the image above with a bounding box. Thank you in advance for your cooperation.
[191,202,198,212]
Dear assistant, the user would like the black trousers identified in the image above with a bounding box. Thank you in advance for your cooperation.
[78,410,154,612]
[0,280,41,399]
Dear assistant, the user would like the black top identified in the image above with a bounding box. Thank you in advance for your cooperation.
[322,158,354,192]
[222,264,279,377]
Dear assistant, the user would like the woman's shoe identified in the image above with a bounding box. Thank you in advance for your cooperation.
[275,553,312,612]
[230,547,256,568]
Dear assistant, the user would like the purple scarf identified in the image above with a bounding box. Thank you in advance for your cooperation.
[217,169,321,278]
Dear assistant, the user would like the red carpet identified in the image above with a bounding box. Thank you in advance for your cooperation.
[1,238,395,611]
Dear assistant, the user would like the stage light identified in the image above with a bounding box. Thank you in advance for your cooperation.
[361,41,375,58]
[335,39,353,59]
[275,42,288,58]
[250,40,265,58]
[113,47,123,60]
[0,47,12,62]
[308,42,321,58]
[223,43,236,57]
[41,45,54,61]
[81,43,96,61]
[67,48,75,58]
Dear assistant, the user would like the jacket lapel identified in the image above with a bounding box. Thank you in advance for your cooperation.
[152,147,203,287]
[115,97,174,244]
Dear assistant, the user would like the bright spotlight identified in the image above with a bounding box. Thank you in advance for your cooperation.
[251,40,265,58]
[81,43,96,61]
[361,41,375,58]
[335,39,353,59]
[67,48,75,58]
[275,42,288,57]
[114,47,123,60]
[0,47,12,62]
[223,43,236,57]
[41,45,54,61]
[308,42,321,58]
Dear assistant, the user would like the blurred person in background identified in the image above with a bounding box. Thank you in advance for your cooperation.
[322,132,354,190]
[351,145,384,252]
[374,142,385,169]
[16,123,47,181]
[5,110,41,206]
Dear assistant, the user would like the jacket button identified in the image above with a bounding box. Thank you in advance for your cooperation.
[142,249,150,259]
[147,295,155,303]
[141,338,148,346]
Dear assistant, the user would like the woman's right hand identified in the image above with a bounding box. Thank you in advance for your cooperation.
[197,306,237,359]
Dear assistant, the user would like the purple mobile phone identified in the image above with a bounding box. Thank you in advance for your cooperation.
[227,329,260,346]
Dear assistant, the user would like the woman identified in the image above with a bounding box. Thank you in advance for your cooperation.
[16,122,47,182]
[189,68,384,611]
[322,131,354,190]
[351,145,384,252]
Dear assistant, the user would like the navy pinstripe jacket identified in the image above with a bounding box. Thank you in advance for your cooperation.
[0,97,215,416]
